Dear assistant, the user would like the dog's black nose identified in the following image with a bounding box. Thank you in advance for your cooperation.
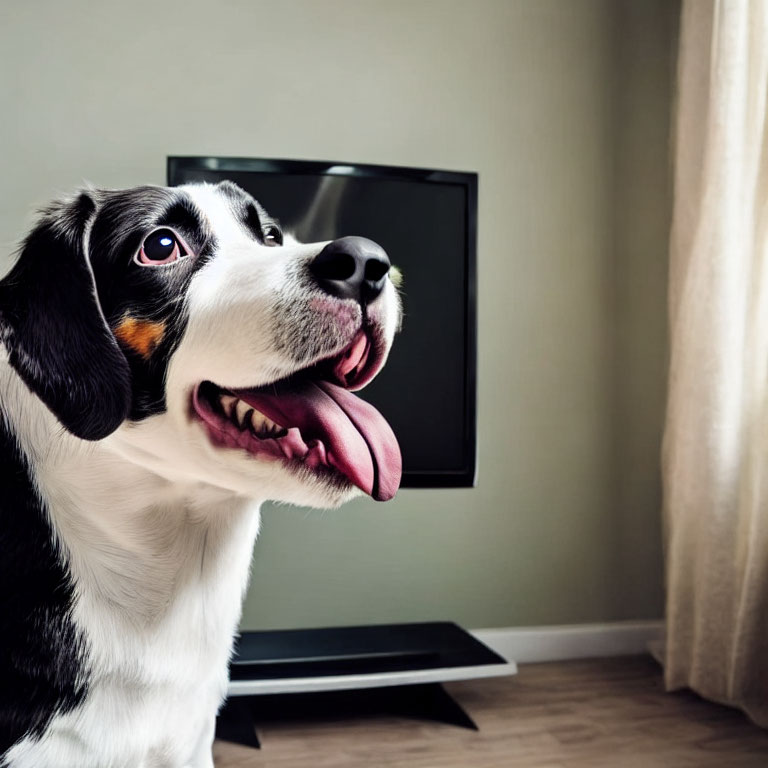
[310,236,391,304]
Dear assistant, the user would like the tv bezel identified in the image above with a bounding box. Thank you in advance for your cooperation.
[167,156,477,489]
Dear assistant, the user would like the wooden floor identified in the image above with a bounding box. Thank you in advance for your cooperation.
[213,655,768,767]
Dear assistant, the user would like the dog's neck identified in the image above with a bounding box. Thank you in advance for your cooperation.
[0,353,261,628]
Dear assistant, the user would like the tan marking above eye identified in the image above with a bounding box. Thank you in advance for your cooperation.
[114,317,166,359]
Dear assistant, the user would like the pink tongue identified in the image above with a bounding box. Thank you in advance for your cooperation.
[235,380,401,501]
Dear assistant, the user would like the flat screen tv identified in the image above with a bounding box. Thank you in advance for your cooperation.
[168,157,477,488]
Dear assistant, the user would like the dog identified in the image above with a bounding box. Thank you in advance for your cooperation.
[0,180,402,768]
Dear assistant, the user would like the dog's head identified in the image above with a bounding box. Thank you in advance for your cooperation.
[0,182,402,506]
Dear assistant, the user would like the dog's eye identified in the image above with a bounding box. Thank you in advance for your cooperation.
[263,226,283,247]
[136,228,189,266]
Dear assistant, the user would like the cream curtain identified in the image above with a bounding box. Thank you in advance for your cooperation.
[663,0,768,726]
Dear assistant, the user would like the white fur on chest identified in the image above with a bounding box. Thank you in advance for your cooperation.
[2,363,261,768]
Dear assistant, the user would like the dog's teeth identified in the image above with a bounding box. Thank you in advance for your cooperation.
[219,394,237,418]
[263,416,277,432]
[218,394,285,435]
[235,399,250,428]
[266,416,285,433]
[247,409,285,437]
[249,409,268,433]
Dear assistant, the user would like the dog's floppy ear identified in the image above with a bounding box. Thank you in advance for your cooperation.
[0,191,131,440]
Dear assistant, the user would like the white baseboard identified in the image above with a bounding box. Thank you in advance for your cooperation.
[471,620,664,664]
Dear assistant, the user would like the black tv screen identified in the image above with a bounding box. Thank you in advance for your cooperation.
[168,157,477,488]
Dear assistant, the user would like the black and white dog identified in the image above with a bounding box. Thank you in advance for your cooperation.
[0,181,402,768]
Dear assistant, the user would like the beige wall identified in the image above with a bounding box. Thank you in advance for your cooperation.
[612,0,675,620]
[0,0,675,629]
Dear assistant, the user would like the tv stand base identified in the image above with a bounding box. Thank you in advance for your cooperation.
[215,622,516,750]
[215,682,479,750]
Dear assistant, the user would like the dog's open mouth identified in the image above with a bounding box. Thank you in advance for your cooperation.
[191,329,401,501]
